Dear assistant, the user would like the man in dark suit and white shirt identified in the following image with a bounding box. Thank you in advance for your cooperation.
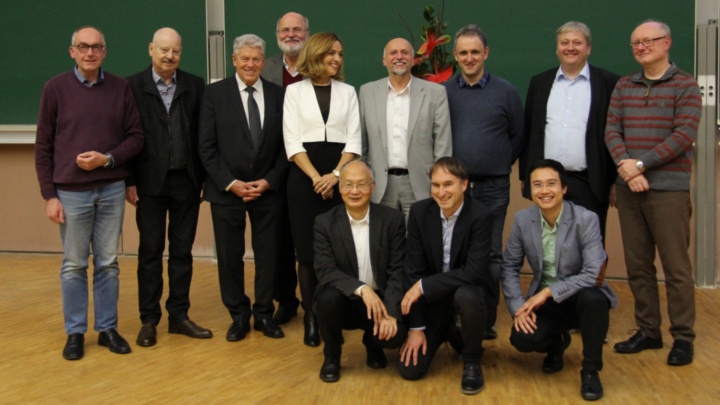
[398,157,492,395]
[521,22,620,241]
[313,160,407,382]
[501,159,617,401]
[126,27,211,348]
[199,34,288,342]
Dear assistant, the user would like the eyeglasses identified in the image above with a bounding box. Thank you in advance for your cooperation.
[629,36,666,49]
[277,27,307,35]
[531,181,560,190]
[340,183,372,192]
[72,43,106,53]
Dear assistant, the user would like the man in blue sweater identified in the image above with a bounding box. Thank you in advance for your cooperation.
[443,24,524,339]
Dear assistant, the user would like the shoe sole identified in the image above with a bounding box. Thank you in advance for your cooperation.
[63,352,83,361]
[135,339,156,347]
[614,342,663,354]
[168,328,213,339]
[461,385,485,395]
[667,358,693,366]
[98,339,132,354]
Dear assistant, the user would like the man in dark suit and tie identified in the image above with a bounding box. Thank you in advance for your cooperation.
[398,157,492,395]
[126,27,211,348]
[501,159,617,401]
[199,34,288,342]
[521,21,620,241]
[313,160,407,382]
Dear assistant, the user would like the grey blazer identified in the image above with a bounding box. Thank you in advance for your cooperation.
[501,201,617,315]
[359,77,452,203]
[260,54,284,87]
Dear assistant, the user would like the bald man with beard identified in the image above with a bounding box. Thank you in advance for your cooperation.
[126,27,210,348]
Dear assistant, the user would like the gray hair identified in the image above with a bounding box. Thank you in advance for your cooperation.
[640,19,671,37]
[340,159,376,182]
[233,34,265,56]
[71,26,106,46]
[454,24,487,48]
[276,14,310,31]
[556,21,592,46]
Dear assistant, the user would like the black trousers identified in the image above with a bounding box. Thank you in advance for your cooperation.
[565,171,609,243]
[509,287,610,371]
[210,200,282,322]
[273,204,300,311]
[397,285,487,380]
[136,169,200,324]
[315,287,407,362]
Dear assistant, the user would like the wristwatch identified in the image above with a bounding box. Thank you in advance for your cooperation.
[332,169,340,178]
[635,160,644,172]
[104,153,113,168]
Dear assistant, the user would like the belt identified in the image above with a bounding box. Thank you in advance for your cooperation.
[388,168,409,176]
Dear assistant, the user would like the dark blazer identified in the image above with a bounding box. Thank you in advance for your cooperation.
[520,65,620,203]
[405,195,492,328]
[501,201,618,315]
[126,67,205,193]
[198,76,288,205]
[314,203,406,320]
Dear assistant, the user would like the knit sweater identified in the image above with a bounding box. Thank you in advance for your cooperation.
[605,63,701,191]
[443,73,524,177]
[35,70,144,199]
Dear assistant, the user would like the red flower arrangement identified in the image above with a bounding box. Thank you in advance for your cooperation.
[401,2,456,83]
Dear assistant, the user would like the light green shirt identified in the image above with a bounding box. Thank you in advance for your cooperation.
[539,206,563,289]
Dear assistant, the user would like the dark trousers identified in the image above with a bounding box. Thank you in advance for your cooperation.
[136,169,200,324]
[315,287,407,362]
[509,288,610,371]
[398,285,486,380]
[565,170,609,243]
[466,175,509,330]
[274,205,299,311]
[615,186,695,341]
[210,200,282,322]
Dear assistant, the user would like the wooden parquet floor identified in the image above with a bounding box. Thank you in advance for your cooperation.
[0,253,718,404]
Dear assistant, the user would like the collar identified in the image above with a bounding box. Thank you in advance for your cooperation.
[440,201,464,221]
[555,62,590,81]
[540,204,564,230]
[236,73,263,94]
[457,71,489,88]
[152,68,177,85]
[387,76,412,95]
[346,206,371,224]
[74,66,104,86]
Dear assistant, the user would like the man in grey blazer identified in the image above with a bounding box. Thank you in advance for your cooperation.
[313,160,407,382]
[261,12,309,88]
[501,159,617,401]
[360,38,452,221]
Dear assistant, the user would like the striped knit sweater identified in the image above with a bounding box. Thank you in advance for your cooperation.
[604,63,701,191]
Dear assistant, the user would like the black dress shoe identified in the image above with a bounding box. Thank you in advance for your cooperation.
[63,333,84,360]
[273,306,298,325]
[667,339,693,366]
[254,318,285,338]
[580,369,604,401]
[366,347,387,369]
[614,330,662,353]
[98,329,132,354]
[136,324,157,347]
[319,359,340,382]
[461,362,485,395]
[542,332,571,373]
[169,319,213,339]
[484,326,498,340]
[226,321,250,342]
[303,312,320,347]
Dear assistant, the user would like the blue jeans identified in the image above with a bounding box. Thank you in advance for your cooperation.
[57,180,125,334]
[465,175,510,330]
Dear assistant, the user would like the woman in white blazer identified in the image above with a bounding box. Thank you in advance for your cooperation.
[283,32,361,347]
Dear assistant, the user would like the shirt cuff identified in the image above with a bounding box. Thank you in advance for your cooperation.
[410,326,426,331]
[225,179,237,191]
[419,279,424,295]
[354,284,367,296]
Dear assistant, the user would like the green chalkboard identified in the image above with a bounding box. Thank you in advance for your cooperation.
[0,0,206,124]
[224,0,695,99]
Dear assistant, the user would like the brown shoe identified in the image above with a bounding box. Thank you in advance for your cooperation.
[169,319,212,339]
[136,323,157,347]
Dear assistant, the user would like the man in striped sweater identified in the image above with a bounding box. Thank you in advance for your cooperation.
[605,20,701,367]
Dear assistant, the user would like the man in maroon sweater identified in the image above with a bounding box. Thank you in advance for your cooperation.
[35,26,144,361]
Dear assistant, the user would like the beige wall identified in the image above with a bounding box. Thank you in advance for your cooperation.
[2,144,687,280]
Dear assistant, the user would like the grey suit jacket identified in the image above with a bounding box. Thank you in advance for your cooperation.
[314,203,406,320]
[501,201,617,315]
[261,54,284,87]
[359,77,452,203]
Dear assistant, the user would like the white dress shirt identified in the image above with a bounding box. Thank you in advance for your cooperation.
[386,78,411,169]
[544,63,591,171]
[348,208,376,295]
[236,73,265,127]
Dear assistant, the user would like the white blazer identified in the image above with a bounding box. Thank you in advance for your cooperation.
[283,78,362,160]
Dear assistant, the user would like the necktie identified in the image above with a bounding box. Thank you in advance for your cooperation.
[246,86,262,149]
